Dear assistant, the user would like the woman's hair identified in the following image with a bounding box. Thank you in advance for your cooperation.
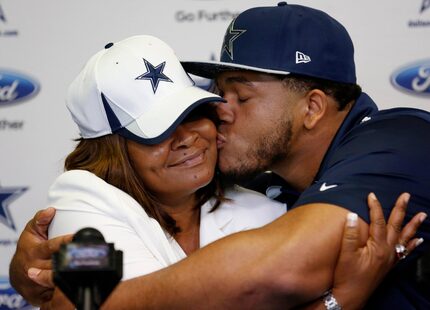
[64,134,224,235]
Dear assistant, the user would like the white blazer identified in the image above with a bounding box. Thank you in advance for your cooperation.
[48,170,286,280]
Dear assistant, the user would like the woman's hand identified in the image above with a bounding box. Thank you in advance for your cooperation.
[332,192,426,309]
[298,192,426,310]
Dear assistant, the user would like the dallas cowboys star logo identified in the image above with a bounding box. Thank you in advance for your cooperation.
[222,19,246,60]
[135,58,172,93]
[421,0,430,13]
[0,4,6,23]
[0,186,27,231]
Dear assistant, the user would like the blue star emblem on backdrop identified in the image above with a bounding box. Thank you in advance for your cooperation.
[222,19,246,60]
[0,4,6,23]
[421,0,430,13]
[0,186,27,231]
[135,58,173,93]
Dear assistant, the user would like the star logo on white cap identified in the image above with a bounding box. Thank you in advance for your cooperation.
[135,58,173,93]
[222,19,246,60]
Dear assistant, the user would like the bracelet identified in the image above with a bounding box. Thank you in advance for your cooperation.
[323,290,342,310]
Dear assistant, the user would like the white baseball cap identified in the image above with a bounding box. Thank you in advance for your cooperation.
[66,35,224,145]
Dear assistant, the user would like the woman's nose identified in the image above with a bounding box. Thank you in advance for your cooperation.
[171,124,199,149]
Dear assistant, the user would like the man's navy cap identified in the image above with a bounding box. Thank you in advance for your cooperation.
[182,2,356,84]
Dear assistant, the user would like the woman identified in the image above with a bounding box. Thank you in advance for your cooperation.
[48,34,287,279]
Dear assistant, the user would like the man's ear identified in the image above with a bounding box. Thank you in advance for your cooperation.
[303,89,327,130]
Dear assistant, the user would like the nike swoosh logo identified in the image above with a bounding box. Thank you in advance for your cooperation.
[319,182,338,191]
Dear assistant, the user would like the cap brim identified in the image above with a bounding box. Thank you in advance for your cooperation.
[181,60,291,79]
[118,85,225,145]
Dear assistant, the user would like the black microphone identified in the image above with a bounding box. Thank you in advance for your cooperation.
[52,227,123,310]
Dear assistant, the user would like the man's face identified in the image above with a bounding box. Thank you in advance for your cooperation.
[215,70,299,182]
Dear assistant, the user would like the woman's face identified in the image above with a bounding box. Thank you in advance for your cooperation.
[126,107,218,204]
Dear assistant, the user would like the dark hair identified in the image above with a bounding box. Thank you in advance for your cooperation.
[64,134,225,236]
[278,74,362,110]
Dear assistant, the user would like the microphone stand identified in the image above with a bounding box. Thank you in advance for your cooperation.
[53,228,123,310]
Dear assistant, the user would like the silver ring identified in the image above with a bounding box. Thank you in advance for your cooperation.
[395,244,408,260]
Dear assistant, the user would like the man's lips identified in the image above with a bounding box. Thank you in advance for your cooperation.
[169,149,206,167]
[216,133,226,148]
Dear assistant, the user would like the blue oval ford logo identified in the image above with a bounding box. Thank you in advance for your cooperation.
[0,277,33,309]
[0,70,40,106]
[390,59,430,97]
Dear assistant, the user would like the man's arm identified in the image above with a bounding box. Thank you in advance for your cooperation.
[12,206,346,307]
[101,199,424,309]
[13,194,426,309]
[9,208,72,305]
[38,192,425,309]
[96,204,352,309]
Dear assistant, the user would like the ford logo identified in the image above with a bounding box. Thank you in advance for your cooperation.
[0,277,33,309]
[0,70,40,106]
[390,59,430,97]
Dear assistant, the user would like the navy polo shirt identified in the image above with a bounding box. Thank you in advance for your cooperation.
[246,92,430,309]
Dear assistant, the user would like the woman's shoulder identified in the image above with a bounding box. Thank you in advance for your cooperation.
[50,170,119,202]
[51,169,107,187]
[48,170,141,216]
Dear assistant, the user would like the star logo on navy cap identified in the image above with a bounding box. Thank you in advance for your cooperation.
[0,186,27,231]
[135,58,173,93]
[421,0,430,13]
[222,19,246,60]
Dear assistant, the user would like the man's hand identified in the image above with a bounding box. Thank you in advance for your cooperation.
[332,192,426,309]
[9,207,73,306]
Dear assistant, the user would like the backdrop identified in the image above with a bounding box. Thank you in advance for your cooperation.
[1,0,429,308]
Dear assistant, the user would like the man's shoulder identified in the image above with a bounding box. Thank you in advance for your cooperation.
[355,107,430,134]
[334,107,430,156]
[375,107,430,121]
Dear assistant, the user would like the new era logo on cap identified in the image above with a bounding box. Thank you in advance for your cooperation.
[295,51,311,64]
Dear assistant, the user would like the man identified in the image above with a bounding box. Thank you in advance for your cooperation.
[10,2,430,309]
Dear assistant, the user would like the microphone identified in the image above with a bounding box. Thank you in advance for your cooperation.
[53,227,123,310]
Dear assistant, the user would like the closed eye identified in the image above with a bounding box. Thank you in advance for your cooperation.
[238,97,249,104]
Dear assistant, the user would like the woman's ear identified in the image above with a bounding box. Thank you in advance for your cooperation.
[303,89,327,130]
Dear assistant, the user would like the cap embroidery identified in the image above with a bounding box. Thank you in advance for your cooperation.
[222,19,246,60]
[295,51,311,64]
[135,58,173,93]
